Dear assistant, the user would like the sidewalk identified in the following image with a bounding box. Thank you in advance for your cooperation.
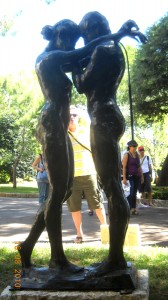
[0,197,168,247]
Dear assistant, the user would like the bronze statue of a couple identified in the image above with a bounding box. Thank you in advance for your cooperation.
[15,11,146,291]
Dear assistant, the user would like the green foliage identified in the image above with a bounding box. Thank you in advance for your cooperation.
[117,45,137,106]
[131,14,168,119]
[118,28,168,180]
[0,115,15,151]
[116,45,139,134]
[0,69,87,185]
[131,115,168,176]
[0,115,16,182]
[0,246,15,292]
[152,186,168,200]
[0,184,38,194]
[71,85,87,106]
[0,170,10,183]
[0,71,44,184]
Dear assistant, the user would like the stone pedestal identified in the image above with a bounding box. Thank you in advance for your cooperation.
[9,263,136,292]
[1,270,149,300]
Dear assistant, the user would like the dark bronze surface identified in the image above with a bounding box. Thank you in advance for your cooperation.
[12,12,146,292]
[10,263,136,292]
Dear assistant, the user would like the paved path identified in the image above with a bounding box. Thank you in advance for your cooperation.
[0,197,168,247]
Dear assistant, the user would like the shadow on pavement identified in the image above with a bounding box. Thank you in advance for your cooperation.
[0,197,168,246]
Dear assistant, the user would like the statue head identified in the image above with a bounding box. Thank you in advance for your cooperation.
[41,19,80,51]
[79,11,111,44]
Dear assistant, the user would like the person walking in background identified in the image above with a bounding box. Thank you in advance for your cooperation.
[122,140,144,215]
[32,154,49,208]
[138,146,153,206]
[18,153,49,269]
[88,209,94,216]
[67,106,107,243]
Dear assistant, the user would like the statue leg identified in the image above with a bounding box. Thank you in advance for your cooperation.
[89,105,130,275]
[92,140,130,275]
[45,191,67,268]
[45,189,83,274]
[64,135,74,201]
[44,128,83,274]
[18,208,45,268]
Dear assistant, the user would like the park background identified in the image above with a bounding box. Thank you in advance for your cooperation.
[0,2,168,299]
[0,0,167,188]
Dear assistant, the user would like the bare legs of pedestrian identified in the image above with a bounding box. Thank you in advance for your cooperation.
[71,211,84,242]
[72,206,106,243]
[142,192,153,206]
[95,206,107,224]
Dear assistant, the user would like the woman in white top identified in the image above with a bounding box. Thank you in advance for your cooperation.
[138,146,153,206]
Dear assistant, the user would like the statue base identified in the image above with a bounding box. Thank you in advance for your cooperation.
[1,270,149,299]
[10,262,136,292]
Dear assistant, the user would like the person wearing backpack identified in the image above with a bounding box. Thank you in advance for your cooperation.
[32,153,49,207]
[138,146,153,206]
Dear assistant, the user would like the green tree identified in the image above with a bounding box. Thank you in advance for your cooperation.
[0,71,44,186]
[71,85,86,106]
[130,14,168,185]
[117,44,137,134]
[0,115,16,182]
[131,14,168,118]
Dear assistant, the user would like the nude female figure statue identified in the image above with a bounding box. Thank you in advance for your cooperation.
[18,20,82,274]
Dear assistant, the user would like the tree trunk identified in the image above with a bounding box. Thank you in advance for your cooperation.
[13,157,19,188]
[157,154,168,186]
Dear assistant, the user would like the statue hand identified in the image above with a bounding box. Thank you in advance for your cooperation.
[120,19,139,33]
[130,29,147,44]
[119,20,147,44]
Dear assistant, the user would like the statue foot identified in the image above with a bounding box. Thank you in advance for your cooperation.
[87,258,127,277]
[49,259,84,276]
[18,242,33,268]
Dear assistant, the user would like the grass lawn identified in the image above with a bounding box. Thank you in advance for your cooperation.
[0,181,38,194]
[1,182,168,200]
[0,243,168,300]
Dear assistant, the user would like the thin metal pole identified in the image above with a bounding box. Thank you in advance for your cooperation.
[119,43,134,140]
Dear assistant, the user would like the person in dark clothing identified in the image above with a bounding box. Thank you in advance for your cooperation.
[122,140,144,215]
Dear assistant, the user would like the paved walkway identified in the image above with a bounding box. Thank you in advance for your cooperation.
[0,197,168,247]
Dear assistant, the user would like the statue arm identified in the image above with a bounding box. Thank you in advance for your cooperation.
[36,19,146,72]
[72,43,125,93]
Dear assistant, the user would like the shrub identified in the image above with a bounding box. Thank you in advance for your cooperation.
[152,186,168,200]
[0,170,10,183]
